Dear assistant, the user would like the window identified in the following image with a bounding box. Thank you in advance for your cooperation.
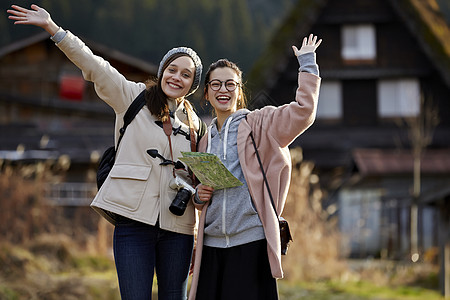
[317,81,342,120]
[377,79,420,117]
[339,189,383,256]
[341,24,376,61]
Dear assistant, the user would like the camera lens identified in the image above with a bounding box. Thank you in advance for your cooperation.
[169,188,192,216]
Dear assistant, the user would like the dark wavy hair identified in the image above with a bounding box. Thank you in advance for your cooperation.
[203,58,247,110]
[145,53,193,121]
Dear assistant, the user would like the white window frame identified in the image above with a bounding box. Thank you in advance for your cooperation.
[377,78,420,118]
[341,24,376,61]
[317,81,342,120]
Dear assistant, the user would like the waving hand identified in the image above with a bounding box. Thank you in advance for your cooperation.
[292,34,322,56]
[7,4,59,35]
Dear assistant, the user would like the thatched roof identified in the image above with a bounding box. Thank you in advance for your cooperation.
[248,0,450,91]
[391,0,450,86]
[0,32,157,74]
[247,0,327,93]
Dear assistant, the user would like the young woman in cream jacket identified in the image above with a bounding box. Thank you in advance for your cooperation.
[8,4,205,299]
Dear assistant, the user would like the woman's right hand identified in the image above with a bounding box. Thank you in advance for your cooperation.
[7,4,60,36]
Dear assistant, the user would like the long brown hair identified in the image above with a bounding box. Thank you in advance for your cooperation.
[203,59,247,110]
[145,53,193,121]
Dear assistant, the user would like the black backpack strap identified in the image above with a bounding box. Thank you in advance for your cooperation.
[117,90,146,147]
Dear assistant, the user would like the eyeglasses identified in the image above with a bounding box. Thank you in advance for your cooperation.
[207,79,240,92]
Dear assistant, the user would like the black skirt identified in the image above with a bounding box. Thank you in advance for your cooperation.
[195,239,279,300]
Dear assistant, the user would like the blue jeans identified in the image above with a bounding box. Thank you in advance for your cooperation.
[113,215,194,300]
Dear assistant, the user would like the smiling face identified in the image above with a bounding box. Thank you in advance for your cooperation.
[205,67,241,122]
[161,56,195,100]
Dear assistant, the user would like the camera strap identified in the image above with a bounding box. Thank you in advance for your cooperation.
[184,101,197,152]
[184,100,199,185]
[162,117,176,178]
[162,100,199,181]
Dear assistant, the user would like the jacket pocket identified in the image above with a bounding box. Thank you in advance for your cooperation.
[104,164,151,211]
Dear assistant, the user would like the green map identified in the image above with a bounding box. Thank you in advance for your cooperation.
[179,152,243,190]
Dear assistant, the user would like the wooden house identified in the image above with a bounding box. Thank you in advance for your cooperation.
[248,0,450,295]
[0,31,157,206]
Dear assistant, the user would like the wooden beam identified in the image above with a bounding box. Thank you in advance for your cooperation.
[439,200,450,298]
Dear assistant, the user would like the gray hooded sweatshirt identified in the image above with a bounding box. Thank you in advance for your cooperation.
[204,109,265,248]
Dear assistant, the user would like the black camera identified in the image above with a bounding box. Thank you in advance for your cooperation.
[169,176,195,216]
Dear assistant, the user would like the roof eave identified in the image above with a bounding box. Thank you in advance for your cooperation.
[247,0,328,95]
[389,0,450,87]
[0,32,158,75]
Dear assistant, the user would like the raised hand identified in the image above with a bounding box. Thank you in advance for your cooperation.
[292,34,322,56]
[7,4,59,35]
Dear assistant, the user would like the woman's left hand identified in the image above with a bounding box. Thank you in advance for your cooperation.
[292,34,322,56]
[196,184,214,203]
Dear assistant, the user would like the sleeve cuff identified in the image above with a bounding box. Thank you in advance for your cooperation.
[194,188,207,205]
[297,52,319,76]
[50,27,67,44]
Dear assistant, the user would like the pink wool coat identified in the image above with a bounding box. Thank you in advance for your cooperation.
[188,72,321,299]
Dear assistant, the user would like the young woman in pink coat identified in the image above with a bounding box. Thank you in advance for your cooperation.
[189,35,322,299]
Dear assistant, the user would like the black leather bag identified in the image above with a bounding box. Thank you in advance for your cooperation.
[279,217,293,255]
[249,131,293,255]
[96,91,146,189]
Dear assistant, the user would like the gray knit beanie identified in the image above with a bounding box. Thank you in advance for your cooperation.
[157,47,203,96]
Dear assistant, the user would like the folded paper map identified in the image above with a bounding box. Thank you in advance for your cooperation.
[179,152,243,190]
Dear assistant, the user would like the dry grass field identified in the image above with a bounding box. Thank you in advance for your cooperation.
[0,159,443,299]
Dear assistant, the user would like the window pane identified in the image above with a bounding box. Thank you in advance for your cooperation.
[339,189,382,256]
[378,78,420,117]
[317,81,342,119]
[341,24,376,60]
[359,26,376,59]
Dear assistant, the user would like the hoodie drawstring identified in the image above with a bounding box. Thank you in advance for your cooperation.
[207,116,233,161]
[222,117,233,160]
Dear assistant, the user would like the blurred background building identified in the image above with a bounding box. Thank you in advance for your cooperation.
[249,0,450,295]
[0,32,157,205]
